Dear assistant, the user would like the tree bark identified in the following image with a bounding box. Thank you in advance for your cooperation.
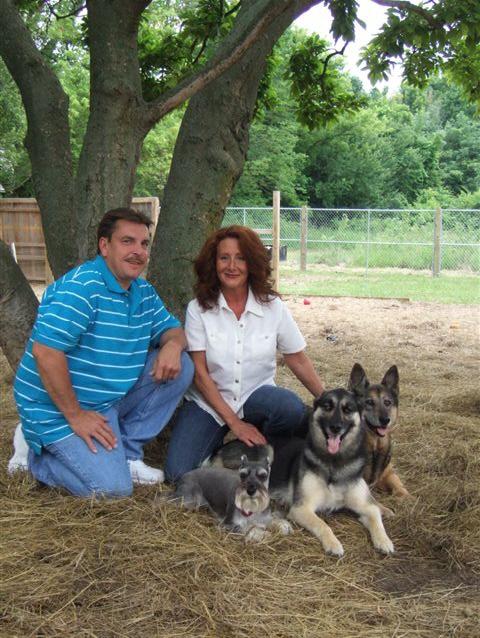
[0,241,39,371]
[74,0,150,260]
[149,0,317,318]
[0,0,76,277]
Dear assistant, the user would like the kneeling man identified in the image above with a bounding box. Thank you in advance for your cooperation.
[10,208,193,497]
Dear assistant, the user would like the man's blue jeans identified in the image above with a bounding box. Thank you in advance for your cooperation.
[164,385,307,482]
[28,350,194,497]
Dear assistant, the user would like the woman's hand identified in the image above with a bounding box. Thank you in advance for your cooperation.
[228,419,267,447]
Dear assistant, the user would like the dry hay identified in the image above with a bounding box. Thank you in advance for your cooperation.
[1,296,479,637]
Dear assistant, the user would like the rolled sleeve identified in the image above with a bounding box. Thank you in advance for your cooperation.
[185,300,207,351]
[276,302,306,354]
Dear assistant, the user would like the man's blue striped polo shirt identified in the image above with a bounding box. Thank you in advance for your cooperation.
[13,254,180,454]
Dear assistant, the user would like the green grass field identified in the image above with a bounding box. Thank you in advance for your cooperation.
[279,267,480,304]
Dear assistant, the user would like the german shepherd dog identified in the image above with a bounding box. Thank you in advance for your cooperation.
[349,363,409,497]
[267,387,394,556]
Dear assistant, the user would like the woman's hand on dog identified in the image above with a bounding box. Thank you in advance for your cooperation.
[228,419,267,447]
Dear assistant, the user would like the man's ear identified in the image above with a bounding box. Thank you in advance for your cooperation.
[98,237,108,256]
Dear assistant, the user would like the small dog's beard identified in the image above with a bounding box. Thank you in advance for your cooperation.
[235,487,270,514]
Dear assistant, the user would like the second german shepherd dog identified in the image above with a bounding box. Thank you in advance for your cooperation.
[267,385,394,557]
[348,363,409,497]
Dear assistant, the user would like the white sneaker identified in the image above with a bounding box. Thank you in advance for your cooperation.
[128,459,165,485]
[8,423,29,474]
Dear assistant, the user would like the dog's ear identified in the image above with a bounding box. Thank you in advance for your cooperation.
[349,363,369,395]
[382,365,399,393]
[265,444,274,467]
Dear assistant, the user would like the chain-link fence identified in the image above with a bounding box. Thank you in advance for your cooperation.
[223,207,480,301]
[224,207,480,273]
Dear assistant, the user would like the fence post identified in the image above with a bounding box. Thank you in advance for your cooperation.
[300,206,308,271]
[433,207,442,276]
[272,191,280,291]
[365,209,371,276]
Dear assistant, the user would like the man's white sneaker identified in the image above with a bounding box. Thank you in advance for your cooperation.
[7,423,29,474]
[128,459,165,485]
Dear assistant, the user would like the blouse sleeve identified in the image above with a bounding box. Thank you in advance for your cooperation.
[276,300,307,354]
[185,300,207,352]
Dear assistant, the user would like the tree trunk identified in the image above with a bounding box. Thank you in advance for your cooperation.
[0,241,39,371]
[149,1,315,318]
[74,0,149,261]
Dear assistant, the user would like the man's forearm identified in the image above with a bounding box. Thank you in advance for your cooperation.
[32,342,82,420]
[158,327,187,350]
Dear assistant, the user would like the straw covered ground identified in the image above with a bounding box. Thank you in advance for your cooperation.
[1,295,479,637]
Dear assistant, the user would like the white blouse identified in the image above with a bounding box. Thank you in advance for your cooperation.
[184,289,306,424]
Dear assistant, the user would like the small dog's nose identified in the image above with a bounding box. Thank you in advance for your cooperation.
[329,425,341,435]
[380,417,390,426]
[247,485,257,496]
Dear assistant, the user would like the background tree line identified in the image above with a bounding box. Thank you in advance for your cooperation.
[1,24,478,211]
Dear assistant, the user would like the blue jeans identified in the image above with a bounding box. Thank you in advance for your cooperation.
[28,350,194,497]
[164,384,307,482]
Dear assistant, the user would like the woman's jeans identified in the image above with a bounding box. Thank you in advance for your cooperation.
[28,350,194,497]
[165,385,307,482]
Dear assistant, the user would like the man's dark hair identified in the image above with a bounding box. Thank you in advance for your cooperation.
[97,208,153,253]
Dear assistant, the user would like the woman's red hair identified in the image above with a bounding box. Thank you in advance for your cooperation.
[194,225,278,309]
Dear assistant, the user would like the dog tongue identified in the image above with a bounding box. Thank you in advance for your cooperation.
[327,435,341,454]
[376,427,388,436]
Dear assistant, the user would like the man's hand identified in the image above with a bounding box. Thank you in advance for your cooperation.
[68,409,117,453]
[150,341,182,382]
[229,420,267,447]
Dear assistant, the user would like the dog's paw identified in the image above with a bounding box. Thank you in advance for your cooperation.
[323,535,344,557]
[245,526,271,544]
[271,518,293,536]
[379,504,395,519]
[393,487,410,498]
[374,535,395,555]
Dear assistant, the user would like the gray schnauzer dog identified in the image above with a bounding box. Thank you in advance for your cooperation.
[167,455,292,542]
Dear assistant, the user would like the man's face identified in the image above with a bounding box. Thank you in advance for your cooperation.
[98,220,150,289]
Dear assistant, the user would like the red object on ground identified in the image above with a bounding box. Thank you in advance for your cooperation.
[303,298,311,305]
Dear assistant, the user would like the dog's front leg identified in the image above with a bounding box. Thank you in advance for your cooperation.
[288,504,344,556]
[379,465,410,497]
[345,481,394,554]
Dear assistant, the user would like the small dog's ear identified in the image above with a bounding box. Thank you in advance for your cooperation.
[349,363,369,395]
[382,365,399,393]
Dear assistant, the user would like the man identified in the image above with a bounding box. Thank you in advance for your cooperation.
[9,208,193,497]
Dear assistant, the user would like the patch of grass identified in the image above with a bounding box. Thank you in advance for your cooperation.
[279,268,480,304]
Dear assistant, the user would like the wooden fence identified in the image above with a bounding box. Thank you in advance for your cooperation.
[0,197,160,284]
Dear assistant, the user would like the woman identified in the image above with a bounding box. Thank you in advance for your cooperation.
[165,225,325,481]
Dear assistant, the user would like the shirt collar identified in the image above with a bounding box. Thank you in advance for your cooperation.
[217,288,264,317]
[93,254,140,300]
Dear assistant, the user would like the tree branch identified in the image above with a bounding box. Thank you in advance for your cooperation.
[370,0,443,28]
[143,0,318,127]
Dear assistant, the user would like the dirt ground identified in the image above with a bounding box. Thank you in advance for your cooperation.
[1,295,479,637]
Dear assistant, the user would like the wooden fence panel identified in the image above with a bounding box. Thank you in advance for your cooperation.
[0,197,160,284]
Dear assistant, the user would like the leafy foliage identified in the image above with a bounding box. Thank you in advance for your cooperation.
[360,0,480,103]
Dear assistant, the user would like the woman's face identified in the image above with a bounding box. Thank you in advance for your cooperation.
[216,237,249,293]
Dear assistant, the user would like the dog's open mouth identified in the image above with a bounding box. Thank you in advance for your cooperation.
[327,433,345,454]
[366,420,389,437]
